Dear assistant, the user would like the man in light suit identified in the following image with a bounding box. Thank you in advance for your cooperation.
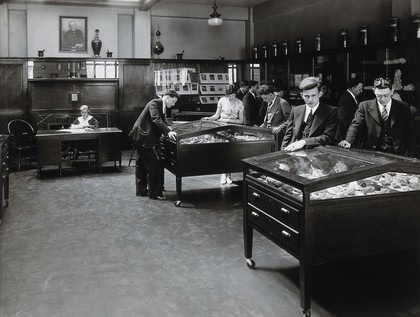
[338,78,415,156]
[259,85,291,148]
[336,78,363,141]
[282,77,337,151]
[129,90,179,200]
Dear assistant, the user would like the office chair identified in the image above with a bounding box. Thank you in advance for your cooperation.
[7,119,37,171]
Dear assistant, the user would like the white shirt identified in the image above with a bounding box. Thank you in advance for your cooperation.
[377,99,392,117]
[347,89,358,104]
[304,103,319,122]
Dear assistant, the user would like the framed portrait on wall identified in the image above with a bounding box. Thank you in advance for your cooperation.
[60,16,87,52]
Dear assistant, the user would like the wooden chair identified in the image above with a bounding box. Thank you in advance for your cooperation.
[7,119,37,171]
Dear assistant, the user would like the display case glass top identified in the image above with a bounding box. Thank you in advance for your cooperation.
[243,146,420,195]
[170,120,275,143]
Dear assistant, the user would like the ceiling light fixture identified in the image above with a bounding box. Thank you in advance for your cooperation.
[208,1,223,26]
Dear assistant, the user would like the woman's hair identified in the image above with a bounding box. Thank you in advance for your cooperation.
[80,105,89,113]
[225,84,236,95]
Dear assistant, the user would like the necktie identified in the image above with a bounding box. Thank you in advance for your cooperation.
[381,107,388,122]
[306,109,313,124]
[302,109,314,139]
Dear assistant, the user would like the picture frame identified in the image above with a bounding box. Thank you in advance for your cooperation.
[60,16,87,52]
[191,83,198,94]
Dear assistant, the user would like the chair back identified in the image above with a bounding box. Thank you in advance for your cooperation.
[8,119,36,148]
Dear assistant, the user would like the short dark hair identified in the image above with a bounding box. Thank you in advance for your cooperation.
[225,84,236,95]
[239,80,250,88]
[299,77,322,91]
[346,78,363,89]
[249,80,258,87]
[258,85,274,95]
[164,90,180,99]
[373,78,392,89]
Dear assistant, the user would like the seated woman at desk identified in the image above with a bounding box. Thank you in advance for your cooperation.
[71,105,99,129]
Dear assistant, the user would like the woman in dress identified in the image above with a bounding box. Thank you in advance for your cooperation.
[202,84,244,184]
[71,105,99,129]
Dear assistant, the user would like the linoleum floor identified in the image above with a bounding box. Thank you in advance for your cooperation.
[0,156,419,317]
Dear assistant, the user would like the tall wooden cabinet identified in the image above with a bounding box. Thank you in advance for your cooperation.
[251,39,420,111]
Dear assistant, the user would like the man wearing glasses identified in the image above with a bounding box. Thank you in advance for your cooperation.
[338,78,415,156]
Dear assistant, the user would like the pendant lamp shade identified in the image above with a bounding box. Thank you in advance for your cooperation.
[208,1,223,26]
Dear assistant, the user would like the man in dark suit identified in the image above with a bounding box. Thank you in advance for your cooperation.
[242,80,260,126]
[129,90,179,200]
[338,78,415,156]
[259,85,291,148]
[282,77,337,151]
[236,80,249,101]
[336,78,363,141]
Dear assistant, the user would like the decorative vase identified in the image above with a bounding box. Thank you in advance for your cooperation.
[152,30,164,57]
[91,29,102,57]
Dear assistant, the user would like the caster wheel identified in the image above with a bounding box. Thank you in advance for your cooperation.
[174,200,181,207]
[246,258,255,269]
[303,310,311,317]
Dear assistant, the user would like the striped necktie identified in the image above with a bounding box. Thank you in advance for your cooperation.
[381,107,388,122]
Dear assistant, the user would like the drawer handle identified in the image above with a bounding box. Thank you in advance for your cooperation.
[252,192,260,199]
[251,211,259,219]
[281,230,291,238]
[280,207,290,214]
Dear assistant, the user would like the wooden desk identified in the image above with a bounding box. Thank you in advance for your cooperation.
[36,128,122,177]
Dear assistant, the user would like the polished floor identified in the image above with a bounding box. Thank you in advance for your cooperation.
[0,158,419,317]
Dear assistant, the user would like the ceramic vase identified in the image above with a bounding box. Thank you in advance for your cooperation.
[91,29,102,57]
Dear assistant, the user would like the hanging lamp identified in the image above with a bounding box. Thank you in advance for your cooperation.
[208,1,223,26]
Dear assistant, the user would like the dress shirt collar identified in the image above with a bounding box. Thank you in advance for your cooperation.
[347,89,358,104]
[377,98,392,114]
[304,103,319,122]
[250,91,256,98]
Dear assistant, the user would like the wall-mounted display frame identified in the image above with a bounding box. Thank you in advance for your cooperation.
[59,16,87,52]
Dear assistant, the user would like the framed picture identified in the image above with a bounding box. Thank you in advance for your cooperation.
[191,83,198,94]
[60,16,87,52]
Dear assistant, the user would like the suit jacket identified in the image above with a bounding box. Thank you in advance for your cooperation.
[129,98,170,148]
[336,90,359,141]
[345,98,416,156]
[282,103,338,149]
[236,88,246,101]
[242,92,260,126]
[262,96,291,131]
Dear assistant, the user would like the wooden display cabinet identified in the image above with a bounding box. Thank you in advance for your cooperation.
[242,146,420,316]
[0,135,10,224]
[159,120,276,206]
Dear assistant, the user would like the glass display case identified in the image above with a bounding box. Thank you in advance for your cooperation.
[160,120,275,206]
[242,146,420,316]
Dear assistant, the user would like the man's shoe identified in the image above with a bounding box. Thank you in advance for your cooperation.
[136,190,148,197]
[150,196,168,201]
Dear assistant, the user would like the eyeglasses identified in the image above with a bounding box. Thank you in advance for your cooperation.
[373,78,392,89]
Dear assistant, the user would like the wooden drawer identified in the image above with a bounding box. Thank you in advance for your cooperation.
[247,205,299,253]
[247,184,300,231]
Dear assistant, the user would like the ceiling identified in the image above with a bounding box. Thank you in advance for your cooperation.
[0,0,272,10]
